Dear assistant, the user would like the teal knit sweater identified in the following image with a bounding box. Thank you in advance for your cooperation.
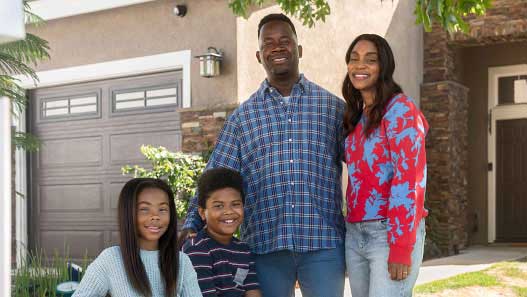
[72,246,203,297]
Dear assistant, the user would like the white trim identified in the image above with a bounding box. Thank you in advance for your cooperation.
[29,0,154,21]
[13,110,28,268]
[487,64,527,243]
[15,50,192,108]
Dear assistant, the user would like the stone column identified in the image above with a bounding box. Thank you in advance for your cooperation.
[179,104,237,154]
[421,27,469,256]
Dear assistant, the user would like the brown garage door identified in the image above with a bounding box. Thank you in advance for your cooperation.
[496,118,527,242]
[29,71,183,261]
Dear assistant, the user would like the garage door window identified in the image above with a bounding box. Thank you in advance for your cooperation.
[41,94,99,120]
[112,85,179,113]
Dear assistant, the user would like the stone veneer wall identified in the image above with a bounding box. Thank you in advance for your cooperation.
[422,0,527,257]
[179,104,238,154]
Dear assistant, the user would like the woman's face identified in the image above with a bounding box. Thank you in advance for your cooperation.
[136,187,170,250]
[347,39,380,95]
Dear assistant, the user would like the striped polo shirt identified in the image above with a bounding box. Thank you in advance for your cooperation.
[182,230,259,297]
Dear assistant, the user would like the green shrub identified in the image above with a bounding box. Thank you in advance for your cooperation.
[12,249,89,297]
[122,145,208,219]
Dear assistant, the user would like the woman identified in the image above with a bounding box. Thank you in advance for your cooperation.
[342,34,428,297]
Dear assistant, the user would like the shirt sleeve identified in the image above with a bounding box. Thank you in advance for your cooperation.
[71,255,109,297]
[182,242,218,297]
[179,253,204,297]
[242,252,260,291]
[384,95,428,266]
[182,112,242,232]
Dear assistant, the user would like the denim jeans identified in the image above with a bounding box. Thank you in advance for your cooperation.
[345,219,425,297]
[254,244,345,297]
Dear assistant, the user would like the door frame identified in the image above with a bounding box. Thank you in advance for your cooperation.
[487,64,527,242]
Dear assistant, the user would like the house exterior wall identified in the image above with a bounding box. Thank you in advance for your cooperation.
[236,0,423,104]
[27,0,239,108]
[460,42,527,245]
[422,0,527,256]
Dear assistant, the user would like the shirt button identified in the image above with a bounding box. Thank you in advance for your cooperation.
[291,204,295,209]
[290,159,293,163]
[288,119,292,123]
[288,138,292,142]
[290,182,294,186]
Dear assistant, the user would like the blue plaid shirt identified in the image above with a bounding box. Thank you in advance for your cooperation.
[183,75,346,254]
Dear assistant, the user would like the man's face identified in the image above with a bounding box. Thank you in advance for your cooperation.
[256,20,302,81]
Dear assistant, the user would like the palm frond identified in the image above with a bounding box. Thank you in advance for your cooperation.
[13,131,40,152]
[0,75,27,114]
[0,52,37,80]
[0,34,50,65]
[24,1,45,26]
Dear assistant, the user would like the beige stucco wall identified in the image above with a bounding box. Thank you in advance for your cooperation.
[27,0,238,108]
[459,41,527,245]
[236,0,423,103]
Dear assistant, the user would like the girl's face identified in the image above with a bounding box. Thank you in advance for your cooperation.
[347,39,380,95]
[136,187,170,250]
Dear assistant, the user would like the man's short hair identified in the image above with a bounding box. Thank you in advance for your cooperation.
[257,13,297,38]
[197,167,245,208]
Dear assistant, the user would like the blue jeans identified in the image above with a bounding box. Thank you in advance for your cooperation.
[254,244,345,297]
[345,219,425,297]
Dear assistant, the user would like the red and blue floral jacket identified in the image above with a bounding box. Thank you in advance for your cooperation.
[344,93,429,265]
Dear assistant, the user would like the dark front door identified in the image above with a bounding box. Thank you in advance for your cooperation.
[496,118,527,242]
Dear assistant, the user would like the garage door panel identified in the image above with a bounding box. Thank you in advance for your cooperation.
[40,183,104,212]
[110,231,120,246]
[109,182,126,209]
[39,136,103,168]
[109,130,181,164]
[30,71,183,259]
[40,231,105,260]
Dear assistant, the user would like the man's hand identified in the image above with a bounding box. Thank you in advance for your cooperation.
[177,228,197,249]
[245,289,262,297]
[388,262,411,281]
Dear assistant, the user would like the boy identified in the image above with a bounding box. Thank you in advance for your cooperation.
[182,168,261,297]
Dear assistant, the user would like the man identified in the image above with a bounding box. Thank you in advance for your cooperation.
[182,13,346,297]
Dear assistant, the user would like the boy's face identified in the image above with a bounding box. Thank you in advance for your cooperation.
[198,187,244,245]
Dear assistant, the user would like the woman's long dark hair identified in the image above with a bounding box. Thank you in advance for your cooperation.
[118,178,179,297]
[342,34,403,137]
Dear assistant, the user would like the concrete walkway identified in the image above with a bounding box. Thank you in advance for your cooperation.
[296,245,527,297]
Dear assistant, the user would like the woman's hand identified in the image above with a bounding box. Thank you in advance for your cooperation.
[388,262,411,281]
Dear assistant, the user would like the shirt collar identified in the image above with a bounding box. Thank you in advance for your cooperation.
[257,74,309,98]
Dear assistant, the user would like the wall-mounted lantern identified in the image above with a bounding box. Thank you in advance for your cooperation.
[195,47,223,78]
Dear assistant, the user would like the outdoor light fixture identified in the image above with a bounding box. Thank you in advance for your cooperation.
[173,4,187,17]
[195,47,223,78]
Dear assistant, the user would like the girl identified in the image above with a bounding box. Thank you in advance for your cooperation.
[342,34,429,297]
[73,178,202,297]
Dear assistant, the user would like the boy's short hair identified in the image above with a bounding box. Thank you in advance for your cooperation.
[197,167,244,208]
[257,13,297,39]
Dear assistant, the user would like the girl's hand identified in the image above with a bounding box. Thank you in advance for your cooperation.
[388,262,411,281]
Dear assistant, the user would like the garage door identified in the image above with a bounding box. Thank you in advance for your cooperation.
[29,71,183,262]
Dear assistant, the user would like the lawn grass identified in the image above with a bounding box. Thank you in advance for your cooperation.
[414,260,527,295]
[500,265,527,279]
[414,270,500,294]
[514,286,527,297]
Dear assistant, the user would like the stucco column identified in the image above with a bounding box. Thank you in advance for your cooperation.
[0,97,12,295]
[421,27,470,256]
